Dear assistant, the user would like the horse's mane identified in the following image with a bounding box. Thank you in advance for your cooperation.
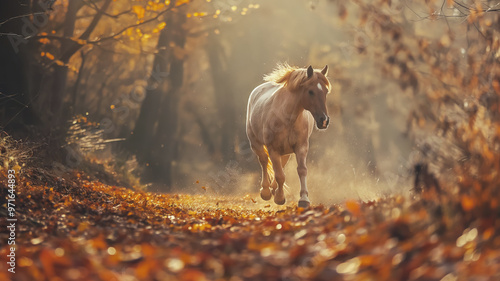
[264,63,330,92]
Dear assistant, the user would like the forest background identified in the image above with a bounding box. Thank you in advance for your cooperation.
[1,0,499,205]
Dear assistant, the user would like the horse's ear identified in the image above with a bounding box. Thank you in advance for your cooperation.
[306,65,314,78]
[321,65,328,76]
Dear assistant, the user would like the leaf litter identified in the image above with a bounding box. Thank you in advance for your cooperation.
[1,168,499,281]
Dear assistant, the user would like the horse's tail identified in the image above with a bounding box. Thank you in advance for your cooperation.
[263,145,274,181]
[263,145,291,195]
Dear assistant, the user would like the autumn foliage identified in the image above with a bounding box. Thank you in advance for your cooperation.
[1,166,500,281]
[2,0,500,280]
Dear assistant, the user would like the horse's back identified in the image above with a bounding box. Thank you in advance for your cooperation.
[246,82,279,124]
[247,82,279,114]
[246,82,279,144]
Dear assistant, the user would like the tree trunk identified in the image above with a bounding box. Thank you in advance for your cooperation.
[152,55,184,186]
[0,1,35,133]
[128,7,186,188]
[128,24,171,156]
[49,0,110,124]
[207,36,237,162]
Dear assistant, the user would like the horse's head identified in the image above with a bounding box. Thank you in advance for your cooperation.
[300,65,330,130]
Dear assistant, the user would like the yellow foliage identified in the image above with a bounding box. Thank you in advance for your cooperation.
[148,1,165,11]
[176,0,189,6]
[157,22,166,30]
[132,5,145,19]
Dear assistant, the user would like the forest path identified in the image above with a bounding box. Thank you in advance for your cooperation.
[1,169,496,281]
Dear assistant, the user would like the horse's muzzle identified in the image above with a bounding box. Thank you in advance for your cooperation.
[316,115,330,130]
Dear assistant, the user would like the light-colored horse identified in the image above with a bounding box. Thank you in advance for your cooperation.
[246,64,331,207]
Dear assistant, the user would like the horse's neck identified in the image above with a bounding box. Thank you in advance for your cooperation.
[274,87,304,124]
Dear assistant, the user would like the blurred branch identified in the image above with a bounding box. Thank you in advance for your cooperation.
[453,0,500,13]
[41,0,112,65]
[88,3,187,44]
[81,0,131,19]
[0,32,24,37]
[0,12,47,27]
[78,0,113,42]
[28,2,187,47]
[402,0,500,21]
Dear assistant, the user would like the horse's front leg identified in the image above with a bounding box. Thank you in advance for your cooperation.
[295,146,310,208]
[269,149,286,205]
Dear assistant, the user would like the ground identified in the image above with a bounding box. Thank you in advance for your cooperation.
[0,167,498,281]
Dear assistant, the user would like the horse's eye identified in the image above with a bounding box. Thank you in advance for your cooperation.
[308,90,314,96]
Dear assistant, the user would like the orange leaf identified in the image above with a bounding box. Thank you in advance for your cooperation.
[136,260,157,279]
[45,52,55,60]
[77,221,89,232]
[91,235,107,250]
[345,200,361,216]
[39,249,55,277]
[180,269,207,281]
[461,195,475,211]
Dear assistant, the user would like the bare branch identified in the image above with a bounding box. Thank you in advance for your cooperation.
[78,0,113,41]
[453,0,500,14]
[22,2,186,51]
[87,3,187,44]
[0,12,47,27]
[81,0,131,19]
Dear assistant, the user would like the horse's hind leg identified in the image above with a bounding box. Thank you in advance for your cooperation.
[281,154,291,168]
[269,150,286,205]
[251,144,273,200]
[271,154,291,194]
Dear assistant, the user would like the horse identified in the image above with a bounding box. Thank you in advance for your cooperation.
[246,63,331,207]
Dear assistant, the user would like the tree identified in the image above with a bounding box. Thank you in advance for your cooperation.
[324,0,500,218]
[207,34,238,162]
[128,2,188,187]
[0,0,40,133]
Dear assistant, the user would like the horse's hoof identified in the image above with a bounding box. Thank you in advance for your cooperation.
[274,197,286,205]
[260,188,272,200]
[298,200,310,208]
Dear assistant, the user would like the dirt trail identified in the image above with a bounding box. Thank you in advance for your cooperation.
[1,169,497,281]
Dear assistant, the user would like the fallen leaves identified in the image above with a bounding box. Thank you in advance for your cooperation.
[461,194,475,211]
[345,199,361,216]
[0,168,499,281]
